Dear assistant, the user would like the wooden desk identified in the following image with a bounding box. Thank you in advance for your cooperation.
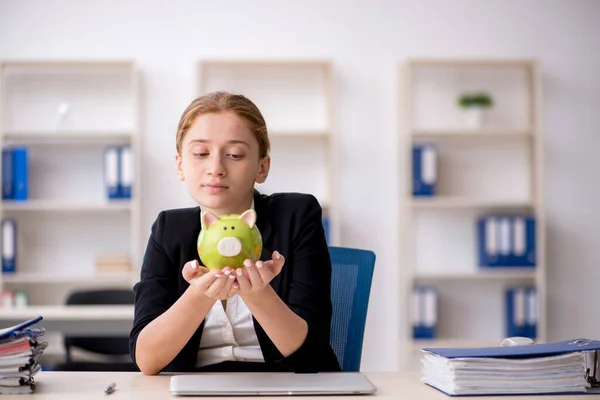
[10,371,599,399]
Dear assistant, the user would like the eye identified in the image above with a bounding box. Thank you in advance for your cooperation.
[193,152,209,158]
[223,226,227,230]
[227,153,244,160]
[231,226,235,230]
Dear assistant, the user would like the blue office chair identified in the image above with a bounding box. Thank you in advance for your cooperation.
[328,246,376,372]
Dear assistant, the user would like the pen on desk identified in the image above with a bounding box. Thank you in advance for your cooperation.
[105,382,116,395]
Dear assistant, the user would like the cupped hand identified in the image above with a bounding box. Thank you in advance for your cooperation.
[233,251,285,296]
[182,260,238,300]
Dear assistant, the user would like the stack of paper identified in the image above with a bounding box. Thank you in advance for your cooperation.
[420,339,600,396]
[0,317,47,395]
[95,254,131,275]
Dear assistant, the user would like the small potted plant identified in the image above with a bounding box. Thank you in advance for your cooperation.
[457,91,493,129]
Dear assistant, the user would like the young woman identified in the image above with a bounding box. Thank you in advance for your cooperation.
[129,91,341,375]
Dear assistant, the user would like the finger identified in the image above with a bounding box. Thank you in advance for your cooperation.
[218,268,236,298]
[183,260,210,282]
[244,259,264,287]
[257,250,284,274]
[262,251,285,276]
[226,280,239,298]
[272,251,285,272]
[221,267,232,279]
[255,260,276,282]
[193,269,220,290]
[204,271,228,298]
[235,267,251,292]
[182,260,199,282]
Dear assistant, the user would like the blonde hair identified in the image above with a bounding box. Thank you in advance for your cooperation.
[176,91,270,159]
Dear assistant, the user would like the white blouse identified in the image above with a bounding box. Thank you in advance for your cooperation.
[196,293,265,368]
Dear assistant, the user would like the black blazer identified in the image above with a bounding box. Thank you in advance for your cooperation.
[129,190,342,373]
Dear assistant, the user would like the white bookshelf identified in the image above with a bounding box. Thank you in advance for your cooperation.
[0,61,142,321]
[197,59,339,245]
[399,58,545,371]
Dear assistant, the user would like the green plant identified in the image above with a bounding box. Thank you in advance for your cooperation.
[458,92,493,108]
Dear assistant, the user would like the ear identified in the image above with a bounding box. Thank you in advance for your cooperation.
[175,153,185,181]
[240,209,257,228]
[255,155,271,184]
[201,211,219,229]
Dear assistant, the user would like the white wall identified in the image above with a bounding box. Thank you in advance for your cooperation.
[1,0,599,372]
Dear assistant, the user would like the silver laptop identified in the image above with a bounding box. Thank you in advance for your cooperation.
[170,372,377,396]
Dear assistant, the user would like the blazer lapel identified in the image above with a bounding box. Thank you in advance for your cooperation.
[253,190,282,290]
[254,189,273,251]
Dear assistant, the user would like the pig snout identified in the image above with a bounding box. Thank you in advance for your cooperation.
[217,237,242,257]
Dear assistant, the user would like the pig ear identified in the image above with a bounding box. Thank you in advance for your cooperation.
[240,209,256,228]
[201,211,219,229]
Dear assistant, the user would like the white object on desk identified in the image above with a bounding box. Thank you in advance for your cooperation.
[501,336,535,347]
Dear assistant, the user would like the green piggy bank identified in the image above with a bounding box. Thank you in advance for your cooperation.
[197,209,263,271]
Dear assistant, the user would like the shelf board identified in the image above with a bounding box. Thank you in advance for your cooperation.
[406,58,536,68]
[0,305,133,321]
[1,200,132,212]
[412,269,536,281]
[412,129,533,141]
[1,271,133,284]
[2,60,135,68]
[269,130,330,139]
[410,197,535,210]
[200,59,331,69]
[2,131,135,145]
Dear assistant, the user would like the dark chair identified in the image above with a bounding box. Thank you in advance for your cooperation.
[53,289,138,371]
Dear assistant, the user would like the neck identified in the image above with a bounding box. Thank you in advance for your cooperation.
[201,190,254,217]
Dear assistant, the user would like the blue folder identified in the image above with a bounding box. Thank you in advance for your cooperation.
[1,218,17,273]
[12,147,28,201]
[423,338,600,359]
[412,144,437,196]
[0,316,43,340]
[413,285,437,339]
[2,148,14,200]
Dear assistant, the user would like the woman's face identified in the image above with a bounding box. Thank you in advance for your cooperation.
[176,111,270,215]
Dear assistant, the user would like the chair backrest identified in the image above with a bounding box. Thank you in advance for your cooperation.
[328,246,376,372]
[64,289,134,361]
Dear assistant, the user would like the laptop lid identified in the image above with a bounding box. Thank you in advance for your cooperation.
[169,372,377,396]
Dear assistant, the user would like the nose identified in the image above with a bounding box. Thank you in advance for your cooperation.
[218,237,242,257]
[208,154,226,177]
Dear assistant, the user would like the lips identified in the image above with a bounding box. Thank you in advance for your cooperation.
[203,183,229,189]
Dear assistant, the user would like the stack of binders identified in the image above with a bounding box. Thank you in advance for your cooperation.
[420,339,600,396]
[0,316,48,395]
[477,215,536,268]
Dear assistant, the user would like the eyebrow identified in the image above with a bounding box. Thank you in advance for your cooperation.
[188,139,250,148]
